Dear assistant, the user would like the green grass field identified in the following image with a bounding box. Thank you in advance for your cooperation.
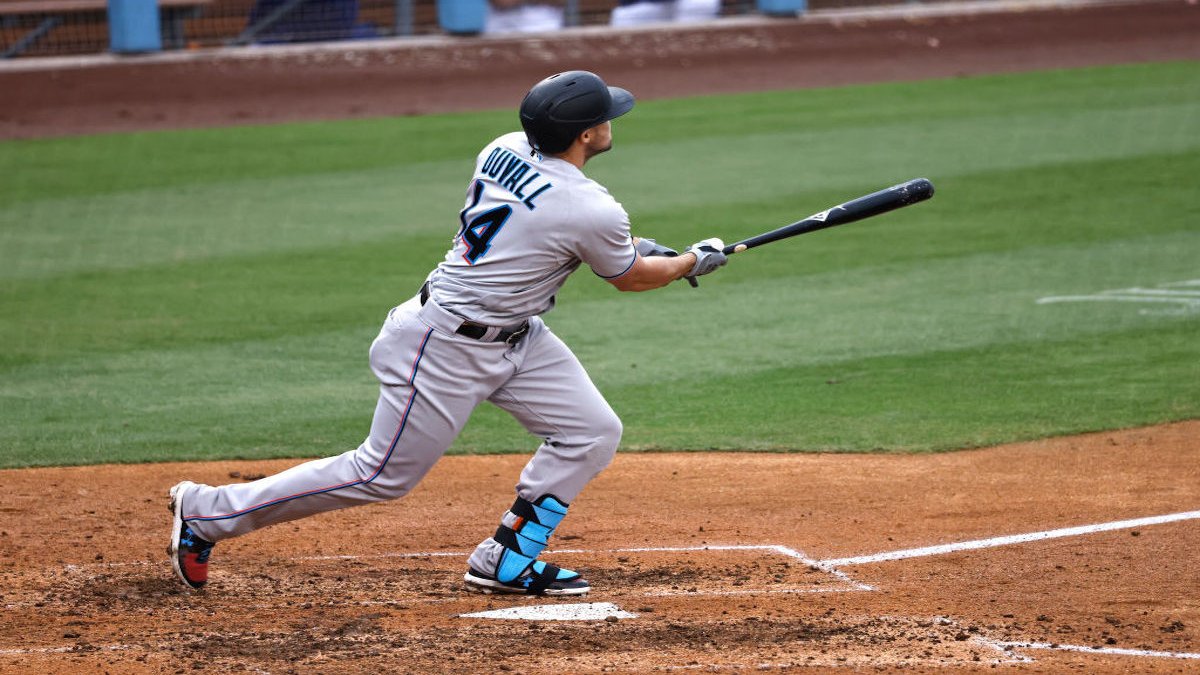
[2,61,1198,468]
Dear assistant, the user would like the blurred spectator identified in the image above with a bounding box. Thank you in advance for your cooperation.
[610,0,720,26]
[245,0,377,42]
[485,0,565,34]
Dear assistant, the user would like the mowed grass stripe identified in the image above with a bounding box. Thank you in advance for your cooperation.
[4,317,1196,466]
[601,319,1200,454]
[0,114,514,207]
[2,221,1195,464]
[3,148,1195,368]
[4,226,1195,398]
[4,71,1199,280]
[1,60,1196,207]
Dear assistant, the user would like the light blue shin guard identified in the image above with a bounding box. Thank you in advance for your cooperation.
[492,494,569,583]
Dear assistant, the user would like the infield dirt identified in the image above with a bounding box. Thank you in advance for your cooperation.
[2,2,1198,672]
[0,422,1198,672]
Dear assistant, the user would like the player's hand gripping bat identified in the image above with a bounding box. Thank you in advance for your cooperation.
[726,177,935,255]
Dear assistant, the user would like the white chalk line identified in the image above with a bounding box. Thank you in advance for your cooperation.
[54,549,468,570]
[1038,294,1200,305]
[56,544,817,567]
[2,543,867,612]
[554,544,874,591]
[646,586,865,598]
[819,509,1200,567]
[1114,288,1200,297]
[0,645,131,656]
[973,638,1037,663]
[2,583,868,613]
[17,514,1199,662]
[1037,278,1200,306]
[992,640,1200,661]
[54,507,1200,577]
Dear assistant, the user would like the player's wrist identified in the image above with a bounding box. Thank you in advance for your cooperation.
[675,252,698,280]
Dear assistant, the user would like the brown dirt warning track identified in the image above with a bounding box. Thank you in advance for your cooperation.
[2,0,1200,139]
[1,1,1199,672]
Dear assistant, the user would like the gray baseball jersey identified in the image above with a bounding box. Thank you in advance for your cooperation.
[426,131,636,324]
[180,131,631,584]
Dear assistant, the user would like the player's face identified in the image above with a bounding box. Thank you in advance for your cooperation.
[582,121,613,159]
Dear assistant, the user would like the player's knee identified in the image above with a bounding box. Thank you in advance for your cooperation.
[591,410,623,466]
[350,442,419,500]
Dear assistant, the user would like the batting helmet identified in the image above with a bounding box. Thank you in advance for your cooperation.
[519,71,635,155]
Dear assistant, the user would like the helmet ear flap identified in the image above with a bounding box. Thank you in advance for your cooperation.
[521,96,575,154]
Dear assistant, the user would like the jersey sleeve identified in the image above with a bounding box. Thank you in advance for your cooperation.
[572,196,637,280]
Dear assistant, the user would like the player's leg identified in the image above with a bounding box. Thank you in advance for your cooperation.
[169,299,504,588]
[464,319,622,595]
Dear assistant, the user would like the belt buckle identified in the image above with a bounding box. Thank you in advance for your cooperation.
[505,324,529,345]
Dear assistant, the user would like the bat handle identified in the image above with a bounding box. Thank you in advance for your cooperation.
[686,276,699,288]
[722,243,748,255]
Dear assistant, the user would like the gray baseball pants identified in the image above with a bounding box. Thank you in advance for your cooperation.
[181,293,621,575]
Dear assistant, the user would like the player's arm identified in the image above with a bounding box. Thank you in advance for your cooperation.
[606,237,726,292]
[607,251,696,292]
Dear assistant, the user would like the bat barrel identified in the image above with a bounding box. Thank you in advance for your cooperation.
[840,177,934,217]
[723,177,934,255]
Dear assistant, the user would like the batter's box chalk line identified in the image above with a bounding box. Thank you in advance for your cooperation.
[16,542,867,613]
[547,543,875,594]
[289,542,876,597]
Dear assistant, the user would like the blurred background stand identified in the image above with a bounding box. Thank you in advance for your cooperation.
[1,0,208,58]
[437,0,486,34]
[232,0,380,44]
[756,0,804,16]
[109,0,161,52]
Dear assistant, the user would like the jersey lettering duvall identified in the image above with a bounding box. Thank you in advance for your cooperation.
[179,131,628,591]
[426,132,637,324]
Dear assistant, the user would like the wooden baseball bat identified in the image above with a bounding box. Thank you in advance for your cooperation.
[722,178,935,255]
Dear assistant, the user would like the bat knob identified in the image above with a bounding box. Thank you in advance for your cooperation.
[686,276,699,288]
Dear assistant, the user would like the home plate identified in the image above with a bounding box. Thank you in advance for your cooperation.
[460,602,638,621]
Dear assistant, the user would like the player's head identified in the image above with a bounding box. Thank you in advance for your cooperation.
[519,71,635,156]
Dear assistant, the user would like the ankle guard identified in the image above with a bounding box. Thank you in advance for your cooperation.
[493,494,569,583]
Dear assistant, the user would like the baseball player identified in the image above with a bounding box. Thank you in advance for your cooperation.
[168,70,728,596]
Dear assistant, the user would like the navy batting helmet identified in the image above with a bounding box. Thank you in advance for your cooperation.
[519,71,635,155]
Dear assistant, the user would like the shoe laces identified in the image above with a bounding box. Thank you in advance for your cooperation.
[180,526,215,557]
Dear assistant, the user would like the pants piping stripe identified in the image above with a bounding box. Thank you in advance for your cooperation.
[185,328,435,522]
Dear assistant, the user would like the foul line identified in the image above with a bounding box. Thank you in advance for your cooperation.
[819,509,1200,567]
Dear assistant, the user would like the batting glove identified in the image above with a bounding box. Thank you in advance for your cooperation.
[683,237,727,287]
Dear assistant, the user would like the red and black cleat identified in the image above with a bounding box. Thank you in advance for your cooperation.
[167,481,215,590]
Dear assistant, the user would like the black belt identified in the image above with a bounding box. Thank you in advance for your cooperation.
[420,283,530,345]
